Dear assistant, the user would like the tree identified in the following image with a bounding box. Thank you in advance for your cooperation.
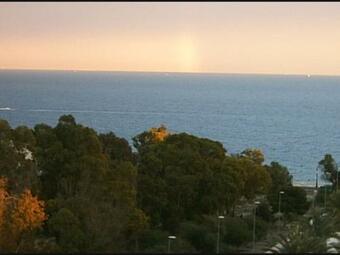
[281,186,309,215]
[47,208,86,252]
[11,189,47,233]
[257,200,274,222]
[136,132,228,231]
[132,124,170,152]
[37,115,105,199]
[0,178,47,252]
[0,120,39,195]
[34,123,63,199]
[242,159,271,199]
[241,148,265,165]
[266,162,292,189]
[218,156,246,214]
[232,156,271,200]
[0,178,8,230]
[178,221,215,252]
[99,132,135,163]
[33,115,148,252]
[222,216,252,246]
[265,162,293,212]
[319,154,338,189]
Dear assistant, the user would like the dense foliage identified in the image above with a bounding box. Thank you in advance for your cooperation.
[0,115,310,252]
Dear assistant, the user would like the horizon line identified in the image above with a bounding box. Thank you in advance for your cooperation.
[1,67,339,78]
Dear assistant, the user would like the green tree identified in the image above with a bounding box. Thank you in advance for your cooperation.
[47,208,86,252]
[136,131,228,231]
[241,148,265,165]
[99,132,135,163]
[234,156,271,200]
[33,115,147,252]
[265,162,293,213]
[281,186,309,215]
[319,154,338,189]
[0,120,39,195]
[34,123,65,200]
[222,216,252,246]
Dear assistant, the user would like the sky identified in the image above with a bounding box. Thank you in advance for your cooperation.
[0,2,340,75]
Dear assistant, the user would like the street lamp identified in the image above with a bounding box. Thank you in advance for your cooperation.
[337,170,339,192]
[316,165,319,189]
[278,191,285,232]
[323,170,333,209]
[336,162,339,192]
[216,215,224,254]
[252,201,260,252]
[167,236,176,253]
[313,189,317,209]
[324,185,327,209]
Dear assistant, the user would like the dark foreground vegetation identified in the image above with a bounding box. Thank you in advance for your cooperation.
[0,115,339,253]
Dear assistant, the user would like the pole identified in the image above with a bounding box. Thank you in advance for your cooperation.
[252,205,256,252]
[316,165,319,189]
[278,191,284,232]
[217,217,220,254]
[278,192,281,232]
[167,236,176,253]
[324,185,327,209]
[252,201,260,252]
[337,168,338,192]
[216,216,224,253]
[167,238,171,253]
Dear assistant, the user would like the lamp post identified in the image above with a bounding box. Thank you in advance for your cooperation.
[337,170,339,192]
[278,191,285,233]
[336,162,339,192]
[252,201,260,252]
[316,165,319,189]
[313,189,317,209]
[216,215,224,254]
[323,170,333,209]
[324,185,327,209]
[167,236,176,253]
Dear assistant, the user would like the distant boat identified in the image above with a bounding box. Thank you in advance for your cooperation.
[0,107,12,111]
[307,74,311,78]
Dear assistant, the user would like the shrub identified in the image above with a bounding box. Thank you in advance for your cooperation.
[178,221,214,252]
[244,216,269,240]
[222,216,252,246]
[257,200,274,222]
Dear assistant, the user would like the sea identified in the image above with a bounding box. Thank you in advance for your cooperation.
[1,69,340,186]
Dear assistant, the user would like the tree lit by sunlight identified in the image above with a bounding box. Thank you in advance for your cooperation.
[149,125,170,142]
[0,178,47,252]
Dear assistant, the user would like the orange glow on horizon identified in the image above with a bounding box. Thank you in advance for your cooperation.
[0,2,340,76]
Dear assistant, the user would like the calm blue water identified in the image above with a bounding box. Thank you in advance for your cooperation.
[1,70,340,185]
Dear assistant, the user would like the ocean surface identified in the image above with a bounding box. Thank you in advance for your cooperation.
[1,70,340,186]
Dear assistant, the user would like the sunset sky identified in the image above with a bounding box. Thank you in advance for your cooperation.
[0,2,340,75]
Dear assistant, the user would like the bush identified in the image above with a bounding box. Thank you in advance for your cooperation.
[138,229,169,252]
[178,221,215,252]
[139,228,196,253]
[222,216,252,246]
[257,200,274,222]
[315,185,333,208]
[244,216,269,240]
[281,186,310,215]
[171,237,196,253]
